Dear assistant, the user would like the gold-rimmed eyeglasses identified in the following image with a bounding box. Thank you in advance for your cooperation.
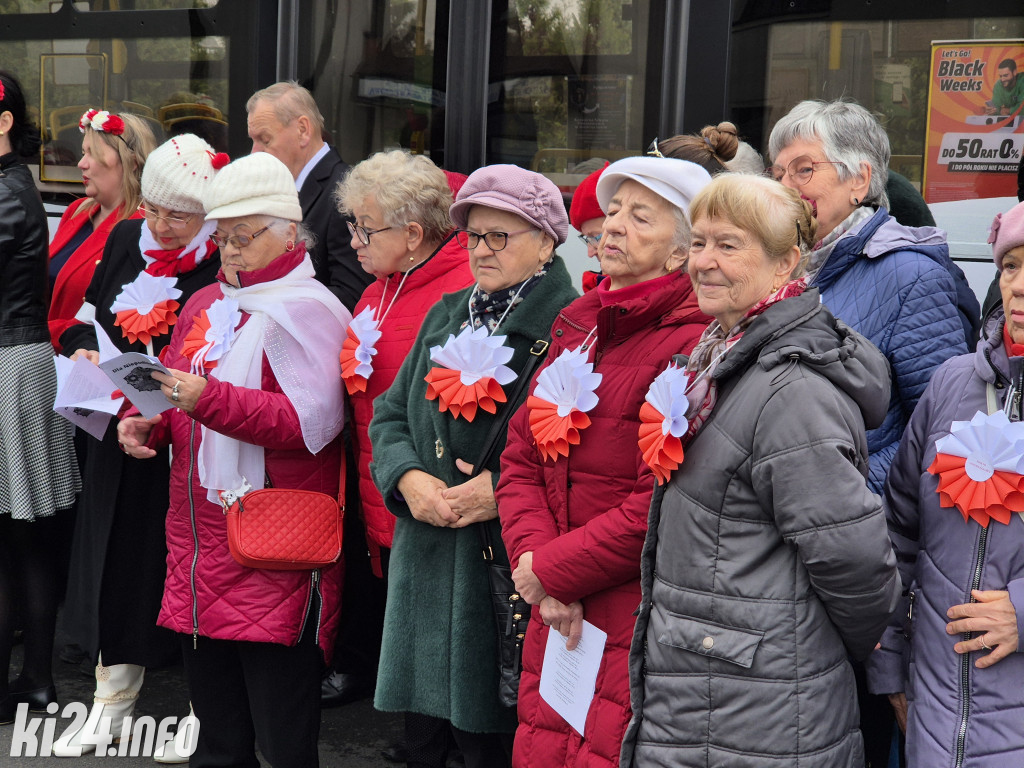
[767,156,845,186]
[210,226,270,249]
[137,204,195,230]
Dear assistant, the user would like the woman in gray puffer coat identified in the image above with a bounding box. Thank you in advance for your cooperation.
[865,201,1024,768]
[621,175,901,768]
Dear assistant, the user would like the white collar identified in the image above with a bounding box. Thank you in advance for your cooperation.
[295,143,331,192]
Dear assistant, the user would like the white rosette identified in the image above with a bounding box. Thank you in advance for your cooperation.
[533,346,602,417]
[110,272,182,316]
[190,297,242,374]
[645,363,690,437]
[429,325,517,387]
[91,111,114,131]
[934,410,1024,481]
[348,306,382,380]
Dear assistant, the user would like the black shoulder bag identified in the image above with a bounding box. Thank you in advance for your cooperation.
[471,338,549,707]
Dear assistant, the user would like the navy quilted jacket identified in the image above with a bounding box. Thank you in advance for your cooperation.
[814,208,970,494]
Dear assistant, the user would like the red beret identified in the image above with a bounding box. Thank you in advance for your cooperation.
[569,163,609,231]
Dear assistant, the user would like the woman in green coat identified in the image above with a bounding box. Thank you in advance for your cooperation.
[368,165,578,768]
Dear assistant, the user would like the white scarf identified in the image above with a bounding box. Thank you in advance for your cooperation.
[197,254,352,504]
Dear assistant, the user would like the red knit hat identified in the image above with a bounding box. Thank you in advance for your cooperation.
[570,163,608,231]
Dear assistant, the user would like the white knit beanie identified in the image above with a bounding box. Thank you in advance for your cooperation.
[203,152,302,222]
[141,134,228,214]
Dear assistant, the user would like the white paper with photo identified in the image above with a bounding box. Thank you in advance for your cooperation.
[52,355,124,440]
[538,619,607,734]
[99,352,174,419]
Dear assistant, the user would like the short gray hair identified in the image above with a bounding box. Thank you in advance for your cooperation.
[337,150,454,245]
[246,81,325,136]
[768,99,890,208]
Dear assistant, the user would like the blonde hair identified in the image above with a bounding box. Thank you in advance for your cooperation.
[246,81,325,136]
[689,174,817,277]
[75,113,157,222]
[337,150,454,246]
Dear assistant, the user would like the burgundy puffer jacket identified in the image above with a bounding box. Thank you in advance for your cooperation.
[148,257,344,659]
[350,236,473,560]
[496,271,710,768]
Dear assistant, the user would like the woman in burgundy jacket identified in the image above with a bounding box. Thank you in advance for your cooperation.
[495,156,713,768]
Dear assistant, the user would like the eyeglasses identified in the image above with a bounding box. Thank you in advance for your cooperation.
[138,204,195,230]
[646,137,664,158]
[210,226,270,249]
[455,228,534,252]
[347,221,393,245]
[767,156,844,186]
[577,232,603,248]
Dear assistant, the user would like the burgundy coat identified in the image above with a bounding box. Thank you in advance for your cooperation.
[146,257,343,659]
[350,236,473,558]
[496,271,710,768]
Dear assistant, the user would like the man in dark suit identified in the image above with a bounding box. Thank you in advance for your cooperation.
[246,82,372,312]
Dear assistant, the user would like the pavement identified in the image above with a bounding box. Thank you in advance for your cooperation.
[1,621,404,767]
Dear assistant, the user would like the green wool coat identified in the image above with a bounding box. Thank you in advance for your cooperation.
[369,256,578,733]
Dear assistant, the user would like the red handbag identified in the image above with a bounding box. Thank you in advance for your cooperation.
[224,458,345,571]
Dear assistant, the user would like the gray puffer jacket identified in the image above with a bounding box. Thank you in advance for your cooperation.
[621,289,901,768]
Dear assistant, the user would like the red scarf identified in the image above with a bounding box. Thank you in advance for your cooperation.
[1003,323,1024,358]
[144,238,217,277]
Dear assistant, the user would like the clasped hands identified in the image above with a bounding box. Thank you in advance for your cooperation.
[513,551,584,651]
[398,459,497,528]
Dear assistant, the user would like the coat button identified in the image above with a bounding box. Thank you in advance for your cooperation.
[555,329,563,337]
[435,439,444,459]
[702,636,714,650]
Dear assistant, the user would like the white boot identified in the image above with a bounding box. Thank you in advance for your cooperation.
[153,706,198,764]
[52,661,144,757]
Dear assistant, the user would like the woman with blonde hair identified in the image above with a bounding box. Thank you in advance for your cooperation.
[48,109,156,351]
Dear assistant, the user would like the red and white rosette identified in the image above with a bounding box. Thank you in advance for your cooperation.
[180,297,241,375]
[340,306,382,395]
[109,272,182,346]
[527,346,602,461]
[638,363,690,485]
[928,410,1024,527]
[79,109,125,136]
[424,326,517,422]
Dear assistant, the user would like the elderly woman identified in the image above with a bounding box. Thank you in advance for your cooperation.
[496,156,713,768]
[368,165,578,768]
[569,163,607,292]
[768,99,976,495]
[0,70,79,724]
[866,201,1024,767]
[620,174,901,768]
[52,134,224,756]
[322,151,473,706]
[49,109,156,350]
[118,152,351,767]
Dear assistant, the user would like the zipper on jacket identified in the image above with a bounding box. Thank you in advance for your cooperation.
[954,525,989,768]
[297,569,322,646]
[187,419,200,649]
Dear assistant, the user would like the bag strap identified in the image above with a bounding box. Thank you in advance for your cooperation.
[472,339,549,561]
[987,381,999,416]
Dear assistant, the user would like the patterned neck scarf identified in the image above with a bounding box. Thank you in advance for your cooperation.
[805,206,873,282]
[682,277,809,446]
[463,259,553,333]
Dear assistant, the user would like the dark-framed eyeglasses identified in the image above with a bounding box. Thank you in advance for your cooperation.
[767,156,844,186]
[137,204,195,230]
[646,137,664,158]
[347,220,393,245]
[455,228,534,252]
[577,232,603,248]
[211,226,270,249]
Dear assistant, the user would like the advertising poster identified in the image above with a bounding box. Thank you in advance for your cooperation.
[923,40,1024,203]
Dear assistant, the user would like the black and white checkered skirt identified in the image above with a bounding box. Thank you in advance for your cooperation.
[0,341,80,520]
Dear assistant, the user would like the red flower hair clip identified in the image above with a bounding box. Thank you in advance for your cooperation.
[79,109,126,136]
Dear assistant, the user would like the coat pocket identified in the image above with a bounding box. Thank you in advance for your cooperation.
[656,612,765,669]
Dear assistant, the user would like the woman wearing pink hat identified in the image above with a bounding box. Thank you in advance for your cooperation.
[866,200,1024,767]
[369,164,578,768]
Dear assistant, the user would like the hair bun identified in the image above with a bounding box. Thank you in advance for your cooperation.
[701,122,739,163]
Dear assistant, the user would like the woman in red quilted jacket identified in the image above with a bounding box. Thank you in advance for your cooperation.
[495,156,714,768]
[118,152,351,768]
[322,150,474,705]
